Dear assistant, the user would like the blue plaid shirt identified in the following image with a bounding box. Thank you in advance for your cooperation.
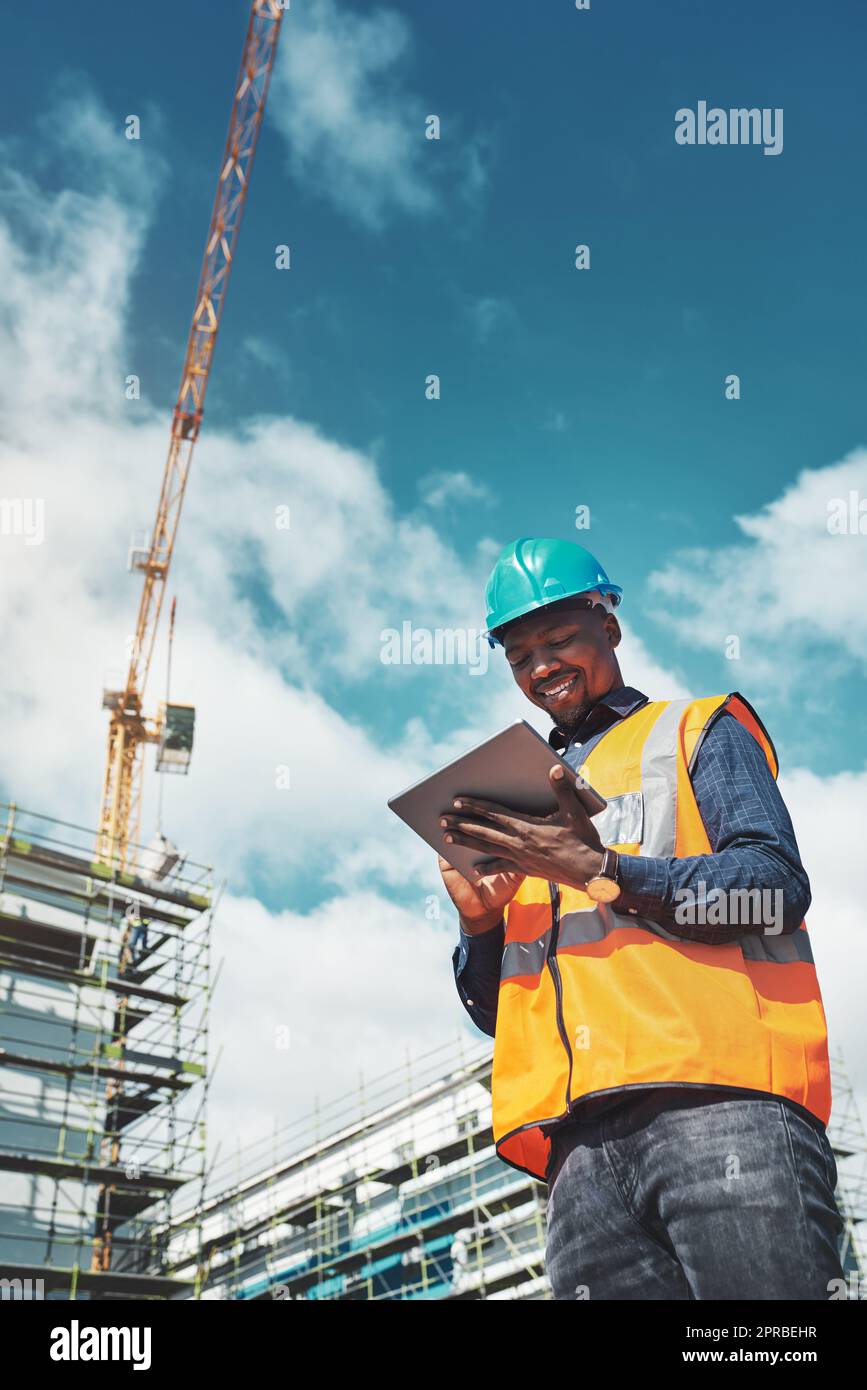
[452,687,811,1039]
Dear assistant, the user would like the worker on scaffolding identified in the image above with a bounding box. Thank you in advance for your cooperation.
[123,898,150,965]
[441,537,843,1301]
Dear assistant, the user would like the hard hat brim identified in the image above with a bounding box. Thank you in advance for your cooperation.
[485,585,623,647]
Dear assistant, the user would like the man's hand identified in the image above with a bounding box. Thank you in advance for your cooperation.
[439,764,605,892]
[437,855,524,936]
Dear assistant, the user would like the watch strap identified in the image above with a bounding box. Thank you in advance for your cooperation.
[600,847,619,882]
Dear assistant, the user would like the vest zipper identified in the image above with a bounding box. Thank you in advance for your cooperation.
[546,881,574,1105]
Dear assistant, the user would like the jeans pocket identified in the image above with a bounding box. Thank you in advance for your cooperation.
[820,1131,838,1194]
[806,1118,838,1194]
[782,1105,837,1195]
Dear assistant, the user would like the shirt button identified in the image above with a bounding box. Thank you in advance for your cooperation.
[467,999,474,1006]
[628,909,637,915]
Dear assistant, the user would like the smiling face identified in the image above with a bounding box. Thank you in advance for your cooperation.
[501,598,624,736]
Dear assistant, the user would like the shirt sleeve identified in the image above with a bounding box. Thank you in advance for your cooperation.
[451,919,504,1037]
[615,712,811,943]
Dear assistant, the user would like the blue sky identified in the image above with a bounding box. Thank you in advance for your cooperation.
[8,0,865,767]
[1,0,865,1145]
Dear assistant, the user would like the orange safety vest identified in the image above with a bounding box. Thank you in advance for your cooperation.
[492,692,831,1180]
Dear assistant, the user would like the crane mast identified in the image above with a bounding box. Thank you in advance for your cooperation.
[96,0,284,868]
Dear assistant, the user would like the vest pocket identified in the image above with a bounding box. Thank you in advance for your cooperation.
[591,791,644,846]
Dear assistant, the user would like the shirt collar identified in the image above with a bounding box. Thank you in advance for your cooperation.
[547,685,649,751]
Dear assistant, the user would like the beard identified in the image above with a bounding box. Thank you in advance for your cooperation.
[548,694,594,739]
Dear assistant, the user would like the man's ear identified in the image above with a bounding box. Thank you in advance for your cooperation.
[604,614,622,649]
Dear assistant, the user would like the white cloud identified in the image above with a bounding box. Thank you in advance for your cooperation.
[0,171,147,422]
[647,450,867,693]
[268,0,432,229]
[239,334,292,381]
[418,469,493,509]
[207,889,466,1156]
[268,0,487,230]
[466,295,515,345]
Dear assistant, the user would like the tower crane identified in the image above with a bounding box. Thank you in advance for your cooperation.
[90,0,284,1279]
[96,0,284,869]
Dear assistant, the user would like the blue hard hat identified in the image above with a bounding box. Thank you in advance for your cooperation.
[484,537,622,646]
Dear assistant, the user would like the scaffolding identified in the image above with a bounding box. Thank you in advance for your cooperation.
[828,1049,867,1287]
[0,802,212,1299]
[167,1037,549,1301]
[165,1037,867,1302]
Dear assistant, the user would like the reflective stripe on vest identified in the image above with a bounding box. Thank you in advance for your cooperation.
[491,692,831,1182]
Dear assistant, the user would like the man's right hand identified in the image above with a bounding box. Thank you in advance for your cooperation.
[437,855,524,936]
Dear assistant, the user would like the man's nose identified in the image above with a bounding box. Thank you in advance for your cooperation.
[529,650,563,681]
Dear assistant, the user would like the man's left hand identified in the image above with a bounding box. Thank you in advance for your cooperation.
[439,764,605,889]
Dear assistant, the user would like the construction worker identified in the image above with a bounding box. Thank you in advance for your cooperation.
[123,899,149,964]
[440,537,843,1301]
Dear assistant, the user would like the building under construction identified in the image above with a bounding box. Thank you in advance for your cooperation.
[163,1038,867,1302]
[0,803,212,1299]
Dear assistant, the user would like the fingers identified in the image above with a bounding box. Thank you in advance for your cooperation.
[439,806,521,837]
[439,811,522,850]
[437,852,480,893]
[446,795,541,824]
[548,763,597,830]
[548,761,578,811]
[440,816,519,853]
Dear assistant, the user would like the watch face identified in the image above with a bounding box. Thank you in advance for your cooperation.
[586,876,621,904]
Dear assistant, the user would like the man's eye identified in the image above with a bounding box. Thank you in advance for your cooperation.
[549,635,572,647]
[508,655,529,669]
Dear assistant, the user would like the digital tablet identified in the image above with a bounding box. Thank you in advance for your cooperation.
[387,719,607,881]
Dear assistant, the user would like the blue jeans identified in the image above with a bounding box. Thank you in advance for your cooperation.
[544,1088,844,1300]
[130,923,148,961]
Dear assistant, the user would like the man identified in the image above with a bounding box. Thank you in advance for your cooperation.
[123,898,150,965]
[439,536,843,1301]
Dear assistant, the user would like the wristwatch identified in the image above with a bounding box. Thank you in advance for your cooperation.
[585,847,621,903]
